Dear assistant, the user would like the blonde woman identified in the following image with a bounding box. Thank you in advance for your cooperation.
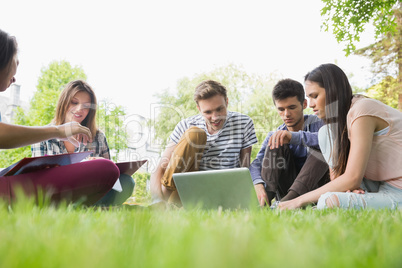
[0,28,119,206]
[32,80,135,206]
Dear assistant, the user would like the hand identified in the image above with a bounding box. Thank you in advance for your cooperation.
[254,184,269,207]
[56,122,92,147]
[346,188,365,194]
[268,130,292,149]
[277,198,302,210]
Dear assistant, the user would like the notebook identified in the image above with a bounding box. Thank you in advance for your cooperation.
[173,167,259,210]
[116,160,147,176]
[110,160,148,192]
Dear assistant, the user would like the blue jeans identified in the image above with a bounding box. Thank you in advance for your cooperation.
[317,182,402,210]
[95,174,135,206]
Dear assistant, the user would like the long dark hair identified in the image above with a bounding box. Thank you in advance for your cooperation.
[0,29,18,72]
[305,63,353,178]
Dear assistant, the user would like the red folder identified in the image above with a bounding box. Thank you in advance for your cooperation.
[113,160,147,192]
[0,151,92,176]
[115,160,147,176]
[0,152,148,178]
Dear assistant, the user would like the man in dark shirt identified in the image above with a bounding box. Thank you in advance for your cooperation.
[250,79,329,206]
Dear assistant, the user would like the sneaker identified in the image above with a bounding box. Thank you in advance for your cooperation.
[270,201,280,210]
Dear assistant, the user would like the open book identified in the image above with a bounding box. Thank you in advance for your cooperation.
[113,160,147,192]
[115,160,147,176]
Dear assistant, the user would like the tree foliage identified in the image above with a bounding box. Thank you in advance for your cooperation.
[321,0,399,55]
[321,0,402,110]
[97,100,128,162]
[0,60,127,167]
[366,76,399,108]
[354,29,399,79]
[151,64,282,160]
[0,61,87,167]
[132,172,151,204]
[28,60,88,126]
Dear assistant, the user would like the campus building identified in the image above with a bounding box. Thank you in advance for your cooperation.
[115,114,160,174]
[0,84,29,123]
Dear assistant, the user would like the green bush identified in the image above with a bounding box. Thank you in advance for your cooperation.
[132,172,151,204]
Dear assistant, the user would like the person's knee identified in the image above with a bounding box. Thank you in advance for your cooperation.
[262,144,290,165]
[325,194,340,208]
[184,126,207,147]
[317,192,340,209]
[80,159,120,185]
[92,159,119,174]
[120,174,135,193]
[97,175,135,206]
[318,192,368,209]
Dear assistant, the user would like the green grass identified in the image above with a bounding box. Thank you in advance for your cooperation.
[0,198,401,268]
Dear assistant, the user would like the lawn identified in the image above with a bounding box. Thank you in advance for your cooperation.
[0,198,401,268]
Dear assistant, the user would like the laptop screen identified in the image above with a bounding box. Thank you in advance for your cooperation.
[173,167,258,210]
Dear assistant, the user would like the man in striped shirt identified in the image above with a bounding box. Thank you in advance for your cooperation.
[150,80,258,204]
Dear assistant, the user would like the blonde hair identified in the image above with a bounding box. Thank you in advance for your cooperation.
[194,80,227,103]
[52,80,98,135]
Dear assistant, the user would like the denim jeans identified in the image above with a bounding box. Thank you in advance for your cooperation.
[317,182,402,210]
[95,174,135,206]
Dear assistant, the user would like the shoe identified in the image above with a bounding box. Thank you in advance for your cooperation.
[270,201,280,210]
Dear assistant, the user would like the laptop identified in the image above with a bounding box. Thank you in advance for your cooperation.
[172,167,259,210]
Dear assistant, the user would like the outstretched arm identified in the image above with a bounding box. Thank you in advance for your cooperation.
[268,129,320,150]
[249,133,273,207]
[278,116,376,210]
[0,122,92,149]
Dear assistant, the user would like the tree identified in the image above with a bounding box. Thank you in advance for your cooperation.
[321,0,402,110]
[97,100,128,162]
[28,61,88,126]
[151,64,282,160]
[243,75,283,159]
[0,61,87,167]
[0,60,127,167]
[132,172,151,204]
[366,76,399,108]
